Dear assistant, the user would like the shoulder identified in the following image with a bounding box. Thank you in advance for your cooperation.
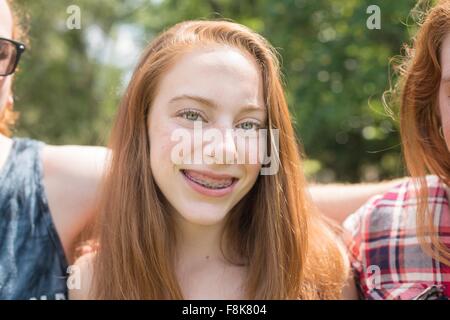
[344,175,447,237]
[2,137,43,174]
[343,175,450,299]
[69,252,96,300]
[342,177,415,277]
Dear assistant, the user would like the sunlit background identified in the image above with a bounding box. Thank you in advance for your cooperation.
[12,0,420,182]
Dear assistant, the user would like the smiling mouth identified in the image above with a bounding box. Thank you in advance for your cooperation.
[181,169,237,190]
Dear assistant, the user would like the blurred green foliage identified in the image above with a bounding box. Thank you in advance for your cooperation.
[12,0,420,182]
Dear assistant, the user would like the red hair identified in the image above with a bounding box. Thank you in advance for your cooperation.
[92,20,349,299]
[388,0,450,265]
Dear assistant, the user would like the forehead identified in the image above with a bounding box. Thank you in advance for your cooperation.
[158,46,264,103]
[0,0,13,38]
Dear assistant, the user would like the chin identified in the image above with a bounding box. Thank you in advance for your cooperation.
[176,202,230,226]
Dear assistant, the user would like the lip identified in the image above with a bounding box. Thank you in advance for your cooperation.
[180,169,239,197]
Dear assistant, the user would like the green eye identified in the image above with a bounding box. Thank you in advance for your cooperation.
[238,122,259,130]
[181,110,203,121]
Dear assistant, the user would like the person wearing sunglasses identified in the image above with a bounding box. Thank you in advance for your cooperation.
[0,0,108,300]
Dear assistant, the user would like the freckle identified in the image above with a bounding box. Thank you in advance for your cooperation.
[206,256,209,259]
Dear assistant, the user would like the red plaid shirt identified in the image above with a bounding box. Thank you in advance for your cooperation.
[344,175,450,300]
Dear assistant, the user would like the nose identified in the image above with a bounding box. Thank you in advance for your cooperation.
[204,126,238,165]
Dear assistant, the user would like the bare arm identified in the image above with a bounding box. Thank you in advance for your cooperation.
[42,145,110,262]
[341,275,358,300]
[308,178,405,224]
[69,253,94,300]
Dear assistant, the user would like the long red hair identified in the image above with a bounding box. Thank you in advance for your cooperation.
[389,0,450,265]
[92,20,348,299]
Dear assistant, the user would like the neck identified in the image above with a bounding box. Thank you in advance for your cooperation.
[174,215,226,263]
[0,132,9,140]
[0,133,13,172]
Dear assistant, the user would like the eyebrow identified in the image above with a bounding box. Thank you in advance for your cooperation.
[169,94,265,113]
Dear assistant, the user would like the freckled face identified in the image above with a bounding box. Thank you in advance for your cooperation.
[147,46,266,226]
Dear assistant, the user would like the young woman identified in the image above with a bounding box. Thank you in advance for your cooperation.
[0,0,393,300]
[0,0,387,301]
[0,0,107,299]
[69,20,357,300]
[344,0,450,300]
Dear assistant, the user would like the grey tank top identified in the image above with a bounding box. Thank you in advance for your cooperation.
[0,138,68,300]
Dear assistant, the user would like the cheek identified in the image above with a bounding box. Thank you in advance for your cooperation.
[439,91,450,150]
[235,133,267,166]
[0,76,11,109]
[236,163,261,201]
[247,164,261,179]
[148,117,179,170]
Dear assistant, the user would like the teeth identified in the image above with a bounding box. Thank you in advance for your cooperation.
[183,170,234,189]
[190,176,231,189]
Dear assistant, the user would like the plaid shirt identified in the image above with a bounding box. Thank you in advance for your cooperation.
[344,175,450,300]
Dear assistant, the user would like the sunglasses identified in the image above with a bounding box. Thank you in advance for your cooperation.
[0,37,26,77]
